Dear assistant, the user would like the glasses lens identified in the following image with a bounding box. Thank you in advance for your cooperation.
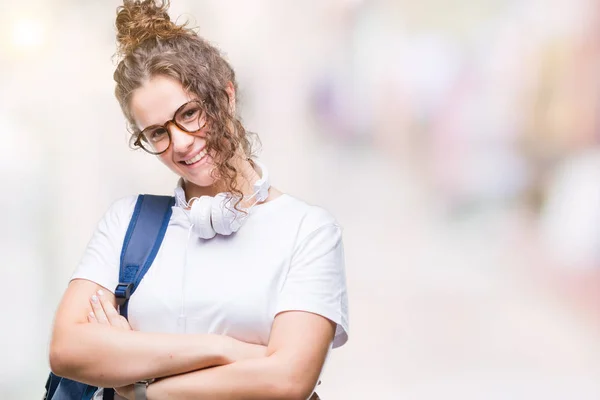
[139,126,170,154]
[175,101,206,133]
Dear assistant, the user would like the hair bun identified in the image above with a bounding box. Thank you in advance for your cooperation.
[116,0,188,56]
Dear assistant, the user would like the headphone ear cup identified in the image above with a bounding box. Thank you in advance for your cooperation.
[190,196,216,239]
[212,193,246,235]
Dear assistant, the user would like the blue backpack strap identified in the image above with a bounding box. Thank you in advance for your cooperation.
[115,194,175,319]
[104,195,174,400]
[46,195,174,400]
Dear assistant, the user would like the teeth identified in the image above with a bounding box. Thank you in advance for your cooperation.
[184,149,207,165]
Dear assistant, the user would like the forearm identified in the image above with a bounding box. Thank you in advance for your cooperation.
[50,323,234,387]
[147,354,316,400]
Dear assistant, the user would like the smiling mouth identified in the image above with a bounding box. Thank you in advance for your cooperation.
[182,148,207,165]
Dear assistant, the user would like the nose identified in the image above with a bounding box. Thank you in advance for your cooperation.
[168,122,195,154]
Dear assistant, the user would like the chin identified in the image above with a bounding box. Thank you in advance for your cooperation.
[181,165,218,189]
[161,155,221,193]
[186,175,217,188]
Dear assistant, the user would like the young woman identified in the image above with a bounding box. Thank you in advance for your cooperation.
[48,1,349,399]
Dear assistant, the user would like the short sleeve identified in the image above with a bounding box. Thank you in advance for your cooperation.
[70,196,137,293]
[275,210,349,348]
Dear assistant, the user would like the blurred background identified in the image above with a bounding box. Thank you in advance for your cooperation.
[1,0,600,398]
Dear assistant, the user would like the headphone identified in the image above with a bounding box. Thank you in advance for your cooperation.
[178,160,270,239]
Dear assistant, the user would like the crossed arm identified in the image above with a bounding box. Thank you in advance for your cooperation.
[50,279,335,400]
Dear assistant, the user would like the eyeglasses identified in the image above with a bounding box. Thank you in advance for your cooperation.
[133,100,207,155]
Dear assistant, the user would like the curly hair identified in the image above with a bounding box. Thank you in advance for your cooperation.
[113,0,258,206]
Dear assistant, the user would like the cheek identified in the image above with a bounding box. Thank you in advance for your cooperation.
[157,153,176,168]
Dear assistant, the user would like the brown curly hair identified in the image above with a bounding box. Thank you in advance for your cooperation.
[113,0,258,204]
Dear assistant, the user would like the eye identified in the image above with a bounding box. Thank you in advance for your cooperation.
[185,109,198,118]
[144,127,168,142]
[180,107,200,122]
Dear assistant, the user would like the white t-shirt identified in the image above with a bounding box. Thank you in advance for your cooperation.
[71,184,349,351]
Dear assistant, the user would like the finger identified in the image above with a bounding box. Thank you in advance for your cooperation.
[90,294,108,324]
[97,289,122,327]
[87,312,97,324]
[119,315,132,331]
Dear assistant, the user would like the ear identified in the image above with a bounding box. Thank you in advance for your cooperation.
[225,81,236,114]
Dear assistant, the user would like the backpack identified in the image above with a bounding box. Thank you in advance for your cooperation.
[44,195,175,400]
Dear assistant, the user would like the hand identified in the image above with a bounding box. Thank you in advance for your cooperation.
[88,289,132,330]
[114,384,135,400]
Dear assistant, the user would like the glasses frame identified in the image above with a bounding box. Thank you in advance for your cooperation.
[133,99,207,155]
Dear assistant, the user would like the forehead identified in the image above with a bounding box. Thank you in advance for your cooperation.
[130,75,193,130]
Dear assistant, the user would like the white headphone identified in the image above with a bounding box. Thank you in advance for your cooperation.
[180,160,270,239]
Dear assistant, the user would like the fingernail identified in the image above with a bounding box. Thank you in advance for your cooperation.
[89,312,95,318]
[91,295,98,303]
[97,289,104,296]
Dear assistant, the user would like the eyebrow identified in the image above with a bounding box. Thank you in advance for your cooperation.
[138,99,203,132]
[138,101,187,131]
